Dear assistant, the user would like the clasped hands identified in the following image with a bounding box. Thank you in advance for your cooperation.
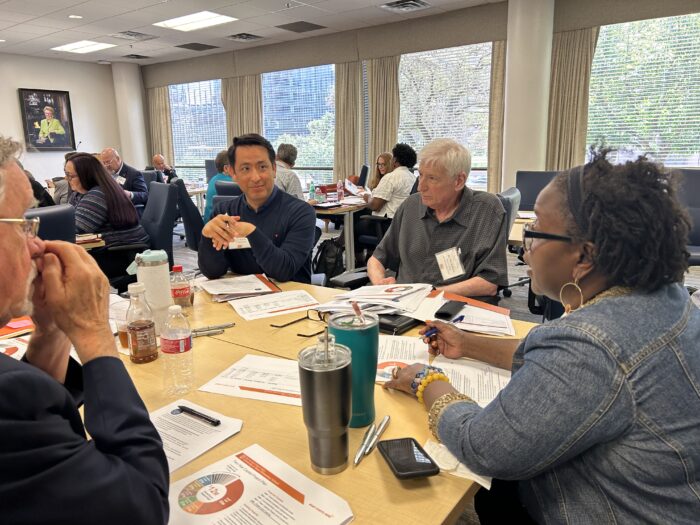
[202,214,257,251]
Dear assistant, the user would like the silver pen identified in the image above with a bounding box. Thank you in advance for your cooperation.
[194,322,235,332]
[353,422,376,467]
[192,329,225,338]
[364,415,390,455]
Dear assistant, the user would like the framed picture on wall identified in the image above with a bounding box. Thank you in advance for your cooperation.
[18,88,76,151]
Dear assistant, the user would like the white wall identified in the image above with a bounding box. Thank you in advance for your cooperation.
[0,53,121,181]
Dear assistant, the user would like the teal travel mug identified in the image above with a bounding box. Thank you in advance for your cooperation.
[328,312,379,428]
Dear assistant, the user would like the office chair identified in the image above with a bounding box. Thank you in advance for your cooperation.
[212,195,237,208]
[357,165,369,188]
[205,159,218,183]
[172,179,204,252]
[25,204,76,243]
[515,170,557,211]
[141,170,163,188]
[677,169,700,266]
[215,180,243,196]
[311,226,328,287]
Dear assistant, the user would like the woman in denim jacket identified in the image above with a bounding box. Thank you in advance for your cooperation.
[385,151,700,524]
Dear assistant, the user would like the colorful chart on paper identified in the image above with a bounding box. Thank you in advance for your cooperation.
[178,472,244,515]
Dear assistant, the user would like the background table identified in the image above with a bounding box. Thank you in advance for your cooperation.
[314,203,367,271]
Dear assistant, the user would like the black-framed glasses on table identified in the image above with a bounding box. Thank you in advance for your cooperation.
[522,222,573,252]
[269,309,330,337]
[0,217,40,238]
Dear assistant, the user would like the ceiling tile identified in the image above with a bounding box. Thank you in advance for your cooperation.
[0,0,86,16]
[215,3,269,20]
[312,0,378,13]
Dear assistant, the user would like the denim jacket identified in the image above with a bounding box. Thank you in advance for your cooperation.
[437,283,700,523]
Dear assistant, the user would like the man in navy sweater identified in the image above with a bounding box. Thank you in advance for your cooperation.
[198,134,316,283]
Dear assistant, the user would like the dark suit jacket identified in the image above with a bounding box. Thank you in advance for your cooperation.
[0,354,169,524]
[117,162,149,206]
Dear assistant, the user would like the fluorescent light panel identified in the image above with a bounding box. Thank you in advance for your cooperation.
[153,11,237,32]
[51,40,117,53]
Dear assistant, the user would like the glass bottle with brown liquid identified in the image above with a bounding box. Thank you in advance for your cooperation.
[126,282,158,364]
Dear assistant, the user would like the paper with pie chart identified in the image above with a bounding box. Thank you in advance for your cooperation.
[375,335,430,383]
[169,444,353,525]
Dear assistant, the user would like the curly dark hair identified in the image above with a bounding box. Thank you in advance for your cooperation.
[552,148,690,292]
[392,143,417,169]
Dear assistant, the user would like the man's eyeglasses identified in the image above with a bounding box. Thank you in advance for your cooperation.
[0,217,41,238]
[522,222,573,252]
[270,310,330,337]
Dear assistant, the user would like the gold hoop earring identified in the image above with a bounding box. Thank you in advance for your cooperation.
[559,280,583,315]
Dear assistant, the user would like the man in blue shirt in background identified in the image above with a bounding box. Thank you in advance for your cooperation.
[198,134,317,283]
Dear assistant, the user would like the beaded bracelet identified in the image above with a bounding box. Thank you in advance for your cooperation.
[411,366,450,404]
[410,366,445,395]
[428,392,474,442]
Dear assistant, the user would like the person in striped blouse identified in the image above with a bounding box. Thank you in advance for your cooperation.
[66,153,149,278]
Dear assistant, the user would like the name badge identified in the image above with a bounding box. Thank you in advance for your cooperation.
[435,247,465,281]
[116,176,126,186]
[226,237,251,250]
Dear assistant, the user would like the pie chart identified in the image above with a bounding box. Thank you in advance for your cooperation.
[178,472,245,515]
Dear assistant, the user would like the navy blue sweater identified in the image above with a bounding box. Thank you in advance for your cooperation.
[198,186,317,283]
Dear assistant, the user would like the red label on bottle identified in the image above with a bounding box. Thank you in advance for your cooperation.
[171,286,191,299]
[160,336,192,354]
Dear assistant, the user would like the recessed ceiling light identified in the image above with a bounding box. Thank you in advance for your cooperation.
[68,15,83,19]
[153,11,237,32]
[51,40,117,54]
[0,39,6,43]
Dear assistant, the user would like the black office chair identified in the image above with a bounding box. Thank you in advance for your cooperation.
[141,170,164,187]
[25,204,76,242]
[140,182,179,266]
[205,159,218,183]
[172,179,204,252]
[357,165,369,188]
[515,170,557,211]
[215,180,242,196]
[212,195,237,208]
[677,168,700,266]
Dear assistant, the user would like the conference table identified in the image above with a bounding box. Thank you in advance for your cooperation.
[120,281,537,524]
[507,217,535,248]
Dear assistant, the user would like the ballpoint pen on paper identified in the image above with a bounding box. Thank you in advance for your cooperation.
[192,329,225,338]
[364,415,390,455]
[353,422,376,467]
[177,405,221,426]
[194,322,235,332]
[421,315,465,339]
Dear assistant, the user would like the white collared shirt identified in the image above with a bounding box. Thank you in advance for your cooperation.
[370,165,416,218]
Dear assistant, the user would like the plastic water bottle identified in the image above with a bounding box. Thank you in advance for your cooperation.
[337,179,345,202]
[308,180,316,201]
[161,305,194,396]
[170,265,193,308]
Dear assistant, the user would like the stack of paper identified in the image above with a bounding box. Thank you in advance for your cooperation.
[453,304,515,337]
[375,335,431,382]
[228,290,319,321]
[199,274,280,302]
[432,355,511,408]
[0,317,34,340]
[319,284,433,316]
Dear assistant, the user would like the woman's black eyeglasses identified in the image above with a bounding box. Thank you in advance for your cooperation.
[269,310,330,337]
[522,222,573,252]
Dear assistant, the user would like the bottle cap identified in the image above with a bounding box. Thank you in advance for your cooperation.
[172,265,183,272]
[168,305,182,314]
[128,282,145,294]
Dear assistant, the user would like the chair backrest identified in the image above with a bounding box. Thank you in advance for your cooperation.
[677,168,700,246]
[141,170,163,188]
[140,182,178,266]
[410,176,420,194]
[172,179,204,252]
[357,165,369,187]
[205,159,218,183]
[215,180,242,196]
[25,204,76,242]
[497,187,522,239]
[515,170,557,211]
[212,195,237,208]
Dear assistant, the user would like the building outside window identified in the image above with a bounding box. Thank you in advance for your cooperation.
[587,14,700,166]
[169,79,227,184]
[398,43,492,190]
[262,64,335,188]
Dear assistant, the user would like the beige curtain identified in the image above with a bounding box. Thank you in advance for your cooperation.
[546,27,600,170]
[221,75,263,143]
[146,86,174,164]
[487,40,506,193]
[366,56,400,164]
[334,61,363,182]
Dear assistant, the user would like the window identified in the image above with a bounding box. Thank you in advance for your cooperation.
[398,43,492,190]
[169,80,227,184]
[587,14,700,166]
[262,64,335,187]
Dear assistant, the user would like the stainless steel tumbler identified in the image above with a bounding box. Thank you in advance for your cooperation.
[298,335,352,474]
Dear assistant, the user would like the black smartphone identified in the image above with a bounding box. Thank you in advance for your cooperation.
[377,438,440,479]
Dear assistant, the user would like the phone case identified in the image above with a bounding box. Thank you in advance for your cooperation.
[434,300,464,320]
[378,314,421,335]
[377,438,440,479]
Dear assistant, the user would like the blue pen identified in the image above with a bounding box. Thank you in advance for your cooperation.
[420,315,465,339]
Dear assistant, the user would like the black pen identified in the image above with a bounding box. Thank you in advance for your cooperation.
[177,405,221,426]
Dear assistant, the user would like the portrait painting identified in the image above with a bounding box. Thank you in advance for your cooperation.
[18,89,76,151]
